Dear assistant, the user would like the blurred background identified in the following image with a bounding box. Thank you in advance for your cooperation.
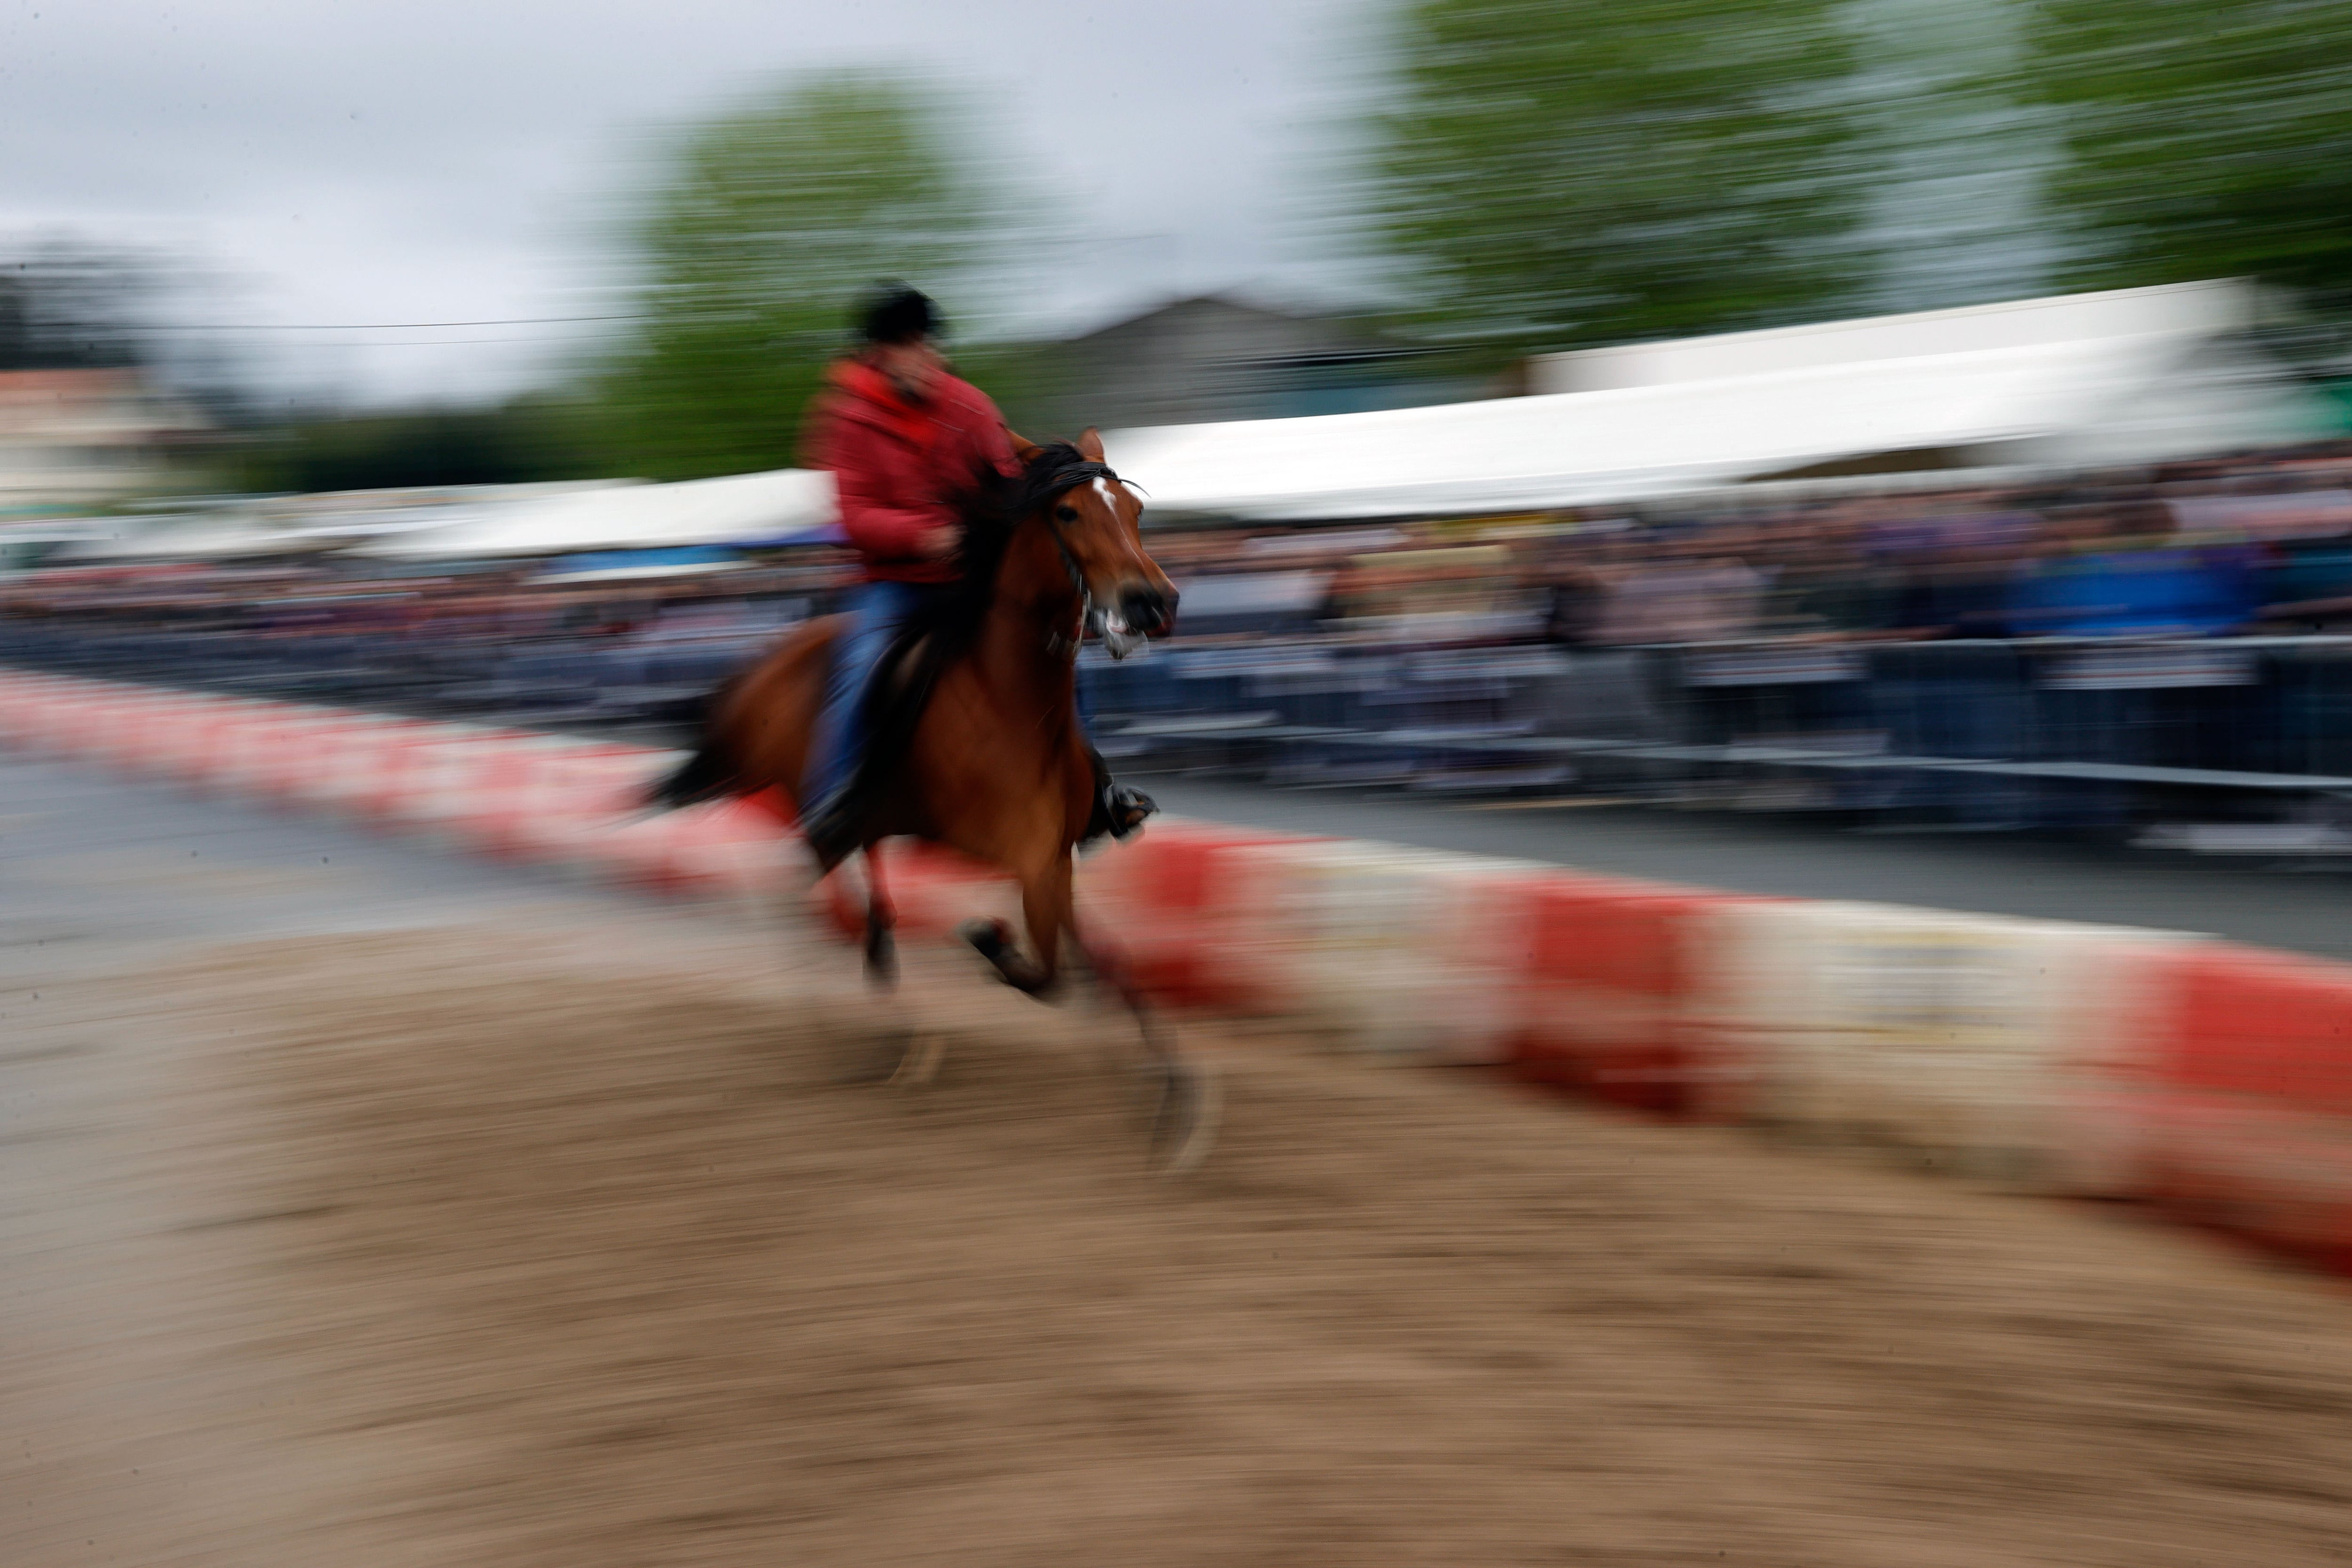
[12,0,2352,846]
[23,15,2352,1561]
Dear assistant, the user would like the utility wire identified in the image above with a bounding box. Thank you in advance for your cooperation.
[136,314,643,332]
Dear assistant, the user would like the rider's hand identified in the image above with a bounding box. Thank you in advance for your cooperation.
[917,524,961,560]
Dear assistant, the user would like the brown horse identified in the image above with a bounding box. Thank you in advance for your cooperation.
[650,430,1215,1166]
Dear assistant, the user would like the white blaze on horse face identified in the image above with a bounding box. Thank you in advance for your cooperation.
[1082,477,1123,589]
[1082,474,1147,660]
[1093,476,1146,565]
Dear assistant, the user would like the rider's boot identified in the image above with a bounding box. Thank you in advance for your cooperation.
[799,791,862,874]
[1081,747,1156,848]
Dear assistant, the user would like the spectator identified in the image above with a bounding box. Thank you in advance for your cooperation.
[1590,537,1765,645]
[1891,539,2028,640]
[2007,506,2259,637]
[1537,554,1611,647]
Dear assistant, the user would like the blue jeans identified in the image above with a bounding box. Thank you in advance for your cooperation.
[805,578,1109,815]
[805,579,946,812]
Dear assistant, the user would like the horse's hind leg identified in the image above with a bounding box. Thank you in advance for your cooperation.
[846,842,938,1086]
[863,841,898,988]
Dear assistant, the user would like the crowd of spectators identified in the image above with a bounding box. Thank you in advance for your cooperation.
[11,438,2352,658]
[1163,439,2352,650]
[0,557,853,654]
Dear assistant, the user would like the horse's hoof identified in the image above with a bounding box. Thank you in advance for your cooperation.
[1146,1060,1221,1176]
[864,928,898,988]
[889,1033,945,1090]
[835,1027,911,1086]
[959,917,1012,962]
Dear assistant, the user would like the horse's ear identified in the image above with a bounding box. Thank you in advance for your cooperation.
[1076,426,1105,462]
[1006,427,1043,465]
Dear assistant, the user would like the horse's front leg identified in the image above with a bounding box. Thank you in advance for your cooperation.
[1066,907,1221,1174]
[963,852,1072,998]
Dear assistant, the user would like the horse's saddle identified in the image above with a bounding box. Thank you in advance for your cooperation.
[841,620,954,814]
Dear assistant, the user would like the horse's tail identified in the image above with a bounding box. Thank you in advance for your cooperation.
[645,733,737,811]
[644,681,741,811]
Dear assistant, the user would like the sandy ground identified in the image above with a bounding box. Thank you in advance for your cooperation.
[6,900,2352,1568]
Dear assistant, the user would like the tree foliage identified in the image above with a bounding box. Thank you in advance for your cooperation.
[595,72,1002,480]
[2022,0,2352,302]
[0,244,158,372]
[230,396,604,495]
[1361,0,1869,350]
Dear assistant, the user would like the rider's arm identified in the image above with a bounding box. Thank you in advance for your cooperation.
[818,403,957,561]
[976,406,1018,480]
[833,466,956,561]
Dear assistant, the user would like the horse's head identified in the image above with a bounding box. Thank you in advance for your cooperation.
[1012,427,1178,661]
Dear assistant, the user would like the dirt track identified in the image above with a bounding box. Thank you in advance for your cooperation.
[13,918,2352,1567]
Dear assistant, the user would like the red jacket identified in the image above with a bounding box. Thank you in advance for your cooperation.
[805,360,1018,584]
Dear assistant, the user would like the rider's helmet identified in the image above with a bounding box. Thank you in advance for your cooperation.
[857,282,943,346]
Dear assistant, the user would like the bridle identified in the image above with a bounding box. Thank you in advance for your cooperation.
[1033,460,1148,663]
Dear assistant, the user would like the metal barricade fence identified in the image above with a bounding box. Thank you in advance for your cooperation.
[14,615,2352,833]
[1074,635,2352,831]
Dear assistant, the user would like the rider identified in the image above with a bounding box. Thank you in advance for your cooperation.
[797,282,1157,864]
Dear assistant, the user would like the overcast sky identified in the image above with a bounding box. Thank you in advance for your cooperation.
[0,0,1382,406]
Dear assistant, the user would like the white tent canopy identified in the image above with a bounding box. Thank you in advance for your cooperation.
[365,467,836,559]
[1106,280,2336,523]
[60,512,300,561]
[1530,279,2260,393]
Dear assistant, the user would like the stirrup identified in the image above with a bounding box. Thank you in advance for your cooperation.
[801,794,861,871]
[1084,782,1157,847]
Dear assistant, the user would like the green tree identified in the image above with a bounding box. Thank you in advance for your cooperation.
[595,72,1004,480]
[0,242,159,371]
[1359,0,1869,351]
[229,395,606,495]
[2022,0,2352,302]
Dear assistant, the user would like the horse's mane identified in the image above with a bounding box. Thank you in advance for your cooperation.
[922,440,1096,654]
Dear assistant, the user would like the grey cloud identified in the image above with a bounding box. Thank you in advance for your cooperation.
[1,0,1376,402]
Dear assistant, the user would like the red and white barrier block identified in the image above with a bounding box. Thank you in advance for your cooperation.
[2125,946,2352,1273]
[1499,873,1783,1117]
[24,669,2352,1277]
[0,671,800,899]
[1692,901,2195,1192]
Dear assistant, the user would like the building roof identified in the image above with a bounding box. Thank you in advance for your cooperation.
[1530,280,2260,395]
[364,467,838,559]
[1102,282,2337,521]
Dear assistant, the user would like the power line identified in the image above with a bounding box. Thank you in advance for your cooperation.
[138,314,644,332]
[256,333,640,347]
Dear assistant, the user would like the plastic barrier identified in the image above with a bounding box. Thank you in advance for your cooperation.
[470,743,665,865]
[113,691,233,780]
[598,797,796,899]
[1502,875,1784,1116]
[287,716,443,820]
[431,733,603,859]
[242,712,407,807]
[1212,840,1554,1061]
[23,669,2352,1276]
[512,748,678,870]
[1693,901,2197,1192]
[1076,823,1327,1011]
[2135,947,2352,1272]
[147,696,262,787]
[817,841,1022,947]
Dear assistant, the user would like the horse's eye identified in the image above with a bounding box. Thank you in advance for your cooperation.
[1055,505,1078,522]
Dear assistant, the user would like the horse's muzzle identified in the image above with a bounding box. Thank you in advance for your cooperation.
[1119,584,1177,638]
